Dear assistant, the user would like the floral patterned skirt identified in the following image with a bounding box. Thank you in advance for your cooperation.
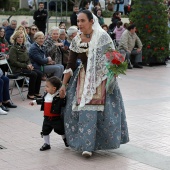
[63,68,129,152]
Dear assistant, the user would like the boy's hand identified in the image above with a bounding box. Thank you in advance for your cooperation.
[29,101,34,106]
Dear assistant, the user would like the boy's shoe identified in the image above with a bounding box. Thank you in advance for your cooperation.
[40,143,51,151]
[63,138,69,147]
[82,151,92,157]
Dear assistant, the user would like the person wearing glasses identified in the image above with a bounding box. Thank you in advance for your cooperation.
[24,25,31,35]
[28,25,39,44]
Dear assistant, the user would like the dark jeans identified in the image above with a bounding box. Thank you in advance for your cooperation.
[120,49,142,64]
[0,75,10,102]
[0,64,8,75]
[20,69,43,96]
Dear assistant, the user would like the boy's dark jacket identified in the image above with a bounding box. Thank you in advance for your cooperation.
[36,93,66,114]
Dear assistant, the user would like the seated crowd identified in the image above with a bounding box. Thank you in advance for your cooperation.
[0,4,143,115]
[0,19,79,115]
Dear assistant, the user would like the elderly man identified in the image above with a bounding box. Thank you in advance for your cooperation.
[5,20,17,44]
[2,20,9,29]
[118,24,143,69]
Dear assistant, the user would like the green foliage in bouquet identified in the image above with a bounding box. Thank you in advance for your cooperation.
[106,61,128,76]
[129,0,170,64]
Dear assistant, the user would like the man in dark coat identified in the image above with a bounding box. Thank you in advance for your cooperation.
[33,2,48,34]
[5,20,17,44]
[70,5,79,26]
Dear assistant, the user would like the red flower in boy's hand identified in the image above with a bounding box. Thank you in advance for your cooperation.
[5,47,9,51]
[161,47,164,50]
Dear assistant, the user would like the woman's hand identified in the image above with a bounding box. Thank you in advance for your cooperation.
[47,57,52,62]
[29,101,34,106]
[59,85,66,98]
[47,60,55,65]
[63,46,69,50]
[56,43,64,47]
[27,64,33,70]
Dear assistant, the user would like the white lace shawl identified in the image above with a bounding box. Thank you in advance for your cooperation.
[69,15,115,108]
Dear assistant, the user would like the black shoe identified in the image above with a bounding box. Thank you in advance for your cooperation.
[27,95,36,100]
[63,138,69,147]
[34,94,42,98]
[133,64,143,68]
[0,105,9,112]
[40,143,51,151]
[128,64,133,69]
[3,102,17,108]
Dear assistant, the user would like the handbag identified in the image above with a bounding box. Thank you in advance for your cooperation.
[76,67,106,105]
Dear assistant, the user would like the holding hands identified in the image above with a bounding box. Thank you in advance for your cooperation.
[27,64,34,70]
[59,85,66,98]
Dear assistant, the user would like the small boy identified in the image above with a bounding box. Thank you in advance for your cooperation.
[30,76,69,151]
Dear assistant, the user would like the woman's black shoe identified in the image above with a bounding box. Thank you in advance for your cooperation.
[27,95,36,100]
[3,102,17,108]
[40,143,51,151]
[63,138,69,147]
[133,64,143,68]
[0,105,9,112]
[34,94,42,98]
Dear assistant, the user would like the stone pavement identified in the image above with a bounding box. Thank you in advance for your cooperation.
[1,62,170,170]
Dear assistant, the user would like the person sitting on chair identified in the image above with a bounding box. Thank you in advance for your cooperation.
[0,68,17,115]
[118,24,143,69]
[8,30,43,100]
[29,31,64,80]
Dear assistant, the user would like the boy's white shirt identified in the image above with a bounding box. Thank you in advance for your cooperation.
[32,91,59,104]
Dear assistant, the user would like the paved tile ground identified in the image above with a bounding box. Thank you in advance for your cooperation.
[1,61,170,170]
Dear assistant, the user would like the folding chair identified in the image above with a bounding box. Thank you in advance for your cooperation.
[5,59,28,101]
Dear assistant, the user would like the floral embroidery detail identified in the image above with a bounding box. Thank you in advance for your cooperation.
[70,33,115,109]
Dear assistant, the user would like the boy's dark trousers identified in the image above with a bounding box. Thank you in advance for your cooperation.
[42,116,65,136]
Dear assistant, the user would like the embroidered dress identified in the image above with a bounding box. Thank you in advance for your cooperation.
[63,15,129,152]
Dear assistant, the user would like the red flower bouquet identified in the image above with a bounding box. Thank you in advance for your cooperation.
[105,48,128,88]
[105,48,128,89]
[105,49,127,75]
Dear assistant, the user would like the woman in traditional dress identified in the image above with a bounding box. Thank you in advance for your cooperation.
[59,10,129,157]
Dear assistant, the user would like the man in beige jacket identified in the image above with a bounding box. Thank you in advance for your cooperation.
[118,24,143,69]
